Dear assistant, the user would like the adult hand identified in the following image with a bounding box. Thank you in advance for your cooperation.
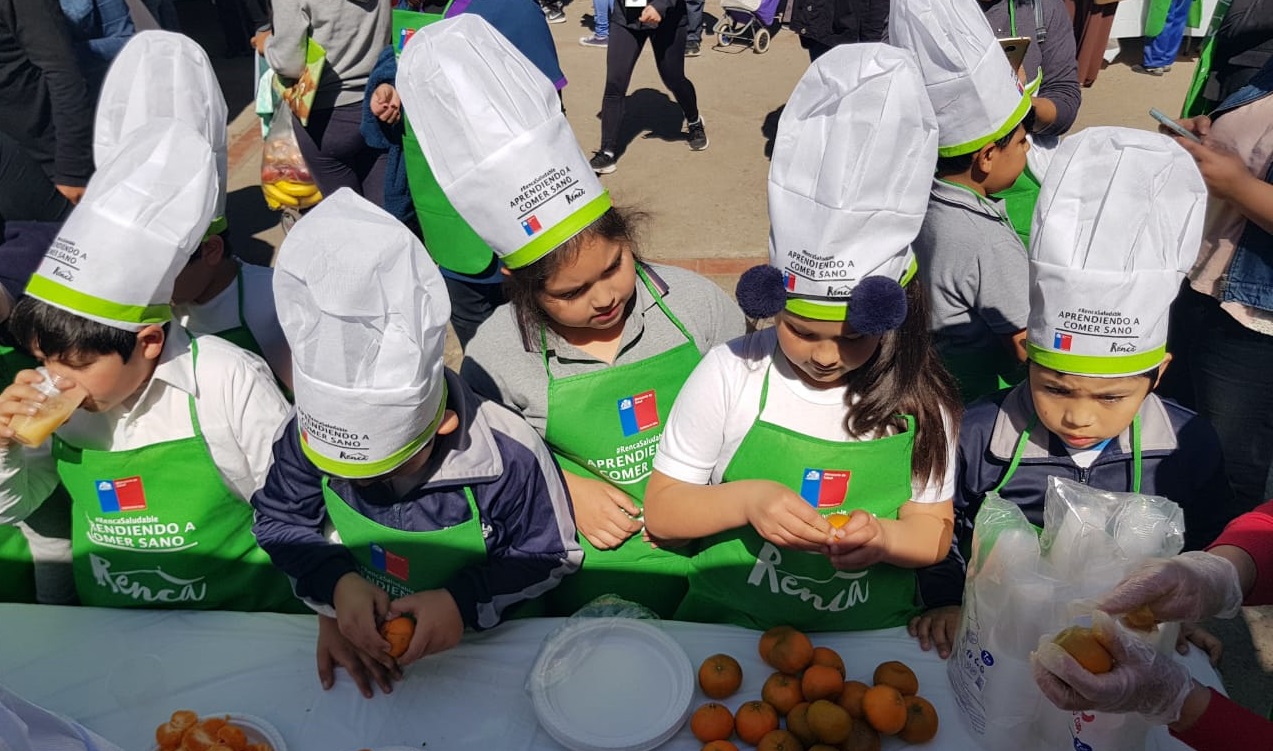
[1094,550,1244,623]
[1031,611,1194,724]
[316,614,400,698]
[55,185,85,205]
[744,481,832,551]
[1166,115,1211,141]
[332,572,396,668]
[566,473,643,550]
[1174,138,1254,203]
[252,29,272,55]
[370,83,401,126]
[388,589,465,665]
[639,5,662,23]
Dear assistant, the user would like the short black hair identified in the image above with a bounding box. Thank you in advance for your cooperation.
[934,113,1035,176]
[8,297,140,363]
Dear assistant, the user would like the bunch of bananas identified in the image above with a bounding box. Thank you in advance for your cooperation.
[262,179,322,210]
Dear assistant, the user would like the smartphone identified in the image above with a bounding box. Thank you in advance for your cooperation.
[1149,108,1202,143]
[999,36,1031,71]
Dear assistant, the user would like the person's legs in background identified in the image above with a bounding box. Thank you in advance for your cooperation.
[0,131,73,234]
[582,0,609,46]
[650,17,707,150]
[539,0,566,24]
[594,23,646,173]
[292,104,389,207]
[685,0,704,56]
[1135,0,1192,74]
[443,272,507,349]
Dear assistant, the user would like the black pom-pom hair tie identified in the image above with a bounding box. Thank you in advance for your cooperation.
[734,264,910,336]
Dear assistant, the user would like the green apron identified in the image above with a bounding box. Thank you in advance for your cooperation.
[674,366,922,632]
[0,342,47,602]
[1182,0,1232,118]
[541,267,702,617]
[942,348,1025,404]
[321,477,487,599]
[54,339,302,611]
[992,1,1042,247]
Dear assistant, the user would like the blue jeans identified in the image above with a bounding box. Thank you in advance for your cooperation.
[594,0,609,37]
[1143,0,1190,68]
[686,0,703,42]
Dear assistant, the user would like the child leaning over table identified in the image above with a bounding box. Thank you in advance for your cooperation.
[0,123,299,612]
[912,128,1237,660]
[250,190,582,699]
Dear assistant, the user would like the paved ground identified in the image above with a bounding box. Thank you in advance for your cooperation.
[176,0,1273,716]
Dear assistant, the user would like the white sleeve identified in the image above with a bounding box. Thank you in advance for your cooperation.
[0,442,59,525]
[653,344,737,485]
[201,344,293,501]
[910,406,957,504]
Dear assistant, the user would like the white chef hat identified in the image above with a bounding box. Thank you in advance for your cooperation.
[737,43,937,332]
[94,31,229,235]
[1027,127,1206,377]
[25,120,217,331]
[889,0,1037,157]
[397,14,609,270]
[274,189,451,479]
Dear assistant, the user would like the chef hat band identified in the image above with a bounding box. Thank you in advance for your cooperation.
[1026,127,1206,377]
[398,15,610,270]
[299,382,447,479]
[783,258,919,322]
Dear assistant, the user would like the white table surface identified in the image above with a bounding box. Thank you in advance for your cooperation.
[0,605,1224,751]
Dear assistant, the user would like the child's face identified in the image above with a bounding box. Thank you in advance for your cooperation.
[982,124,1031,195]
[36,326,165,413]
[775,311,882,388]
[537,235,637,333]
[1028,364,1157,449]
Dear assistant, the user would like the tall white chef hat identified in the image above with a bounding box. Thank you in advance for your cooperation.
[94,31,229,236]
[736,43,937,333]
[25,120,217,331]
[274,189,451,479]
[889,0,1037,157]
[1027,127,1206,377]
[397,14,609,270]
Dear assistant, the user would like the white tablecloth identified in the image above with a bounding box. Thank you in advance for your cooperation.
[0,605,1224,751]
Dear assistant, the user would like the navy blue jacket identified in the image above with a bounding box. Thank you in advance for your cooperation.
[251,372,582,629]
[917,383,1238,607]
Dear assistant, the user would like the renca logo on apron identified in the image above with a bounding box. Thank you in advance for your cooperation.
[800,469,849,508]
[96,477,147,512]
[369,543,410,580]
[617,390,659,437]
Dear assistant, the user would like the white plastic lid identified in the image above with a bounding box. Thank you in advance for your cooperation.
[528,618,693,751]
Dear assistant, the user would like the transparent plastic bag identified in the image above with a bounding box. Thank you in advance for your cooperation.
[259,106,322,211]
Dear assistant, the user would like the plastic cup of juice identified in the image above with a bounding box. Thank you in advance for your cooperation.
[8,368,85,447]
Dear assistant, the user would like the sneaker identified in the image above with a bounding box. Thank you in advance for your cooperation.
[687,118,709,151]
[590,150,618,174]
[579,33,608,47]
[545,7,566,23]
[685,40,701,57]
[1131,63,1171,76]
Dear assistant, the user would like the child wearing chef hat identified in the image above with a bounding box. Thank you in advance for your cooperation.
[641,44,963,634]
[250,188,582,698]
[399,15,744,619]
[890,0,1038,404]
[0,121,299,612]
[94,31,293,392]
[913,128,1240,654]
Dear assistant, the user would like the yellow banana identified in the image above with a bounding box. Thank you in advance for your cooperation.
[273,180,319,198]
[262,183,301,208]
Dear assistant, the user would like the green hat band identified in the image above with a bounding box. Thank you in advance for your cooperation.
[1027,342,1167,377]
[26,274,172,327]
[937,77,1040,158]
[299,383,449,479]
[784,257,919,322]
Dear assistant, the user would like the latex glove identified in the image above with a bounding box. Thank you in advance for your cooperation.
[1032,611,1194,724]
[1095,550,1244,623]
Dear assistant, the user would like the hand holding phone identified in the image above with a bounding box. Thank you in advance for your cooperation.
[999,36,1031,71]
[1150,108,1202,144]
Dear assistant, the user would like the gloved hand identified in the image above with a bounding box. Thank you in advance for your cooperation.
[1094,550,1244,623]
[1031,611,1195,725]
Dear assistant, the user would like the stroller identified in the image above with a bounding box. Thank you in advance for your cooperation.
[713,0,782,53]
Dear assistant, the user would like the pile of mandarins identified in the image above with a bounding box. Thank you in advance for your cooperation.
[689,626,939,751]
[154,710,274,751]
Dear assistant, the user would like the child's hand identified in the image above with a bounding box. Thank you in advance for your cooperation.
[316,614,401,698]
[567,473,644,550]
[387,589,464,665]
[744,481,832,551]
[826,510,887,569]
[1175,622,1223,666]
[370,83,401,125]
[0,370,50,448]
[908,605,961,659]
[332,572,395,667]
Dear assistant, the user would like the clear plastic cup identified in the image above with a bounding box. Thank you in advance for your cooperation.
[8,368,85,447]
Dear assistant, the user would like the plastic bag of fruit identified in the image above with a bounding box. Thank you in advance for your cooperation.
[260,106,322,211]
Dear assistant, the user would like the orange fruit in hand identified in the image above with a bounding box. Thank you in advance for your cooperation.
[838,680,870,718]
[842,719,882,751]
[862,684,907,735]
[766,629,814,674]
[757,729,804,751]
[898,695,940,744]
[810,646,845,677]
[698,653,743,699]
[801,664,845,702]
[806,699,852,745]
[785,702,815,746]
[827,513,851,528]
[1121,604,1158,632]
[701,741,739,751]
[1053,626,1114,674]
[761,672,804,716]
[691,702,735,742]
[379,616,415,658]
[872,660,919,696]
[758,625,797,663]
[734,700,780,745]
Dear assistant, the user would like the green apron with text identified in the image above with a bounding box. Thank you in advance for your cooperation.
[541,268,702,617]
[322,477,487,600]
[675,367,922,632]
[54,339,302,611]
[0,342,50,601]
